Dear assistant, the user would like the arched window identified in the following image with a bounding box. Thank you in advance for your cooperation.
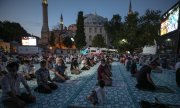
[89,35,92,41]
[94,28,97,33]
[100,28,102,33]
[89,28,92,33]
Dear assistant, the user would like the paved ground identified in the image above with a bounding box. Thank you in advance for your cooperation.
[0,60,180,108]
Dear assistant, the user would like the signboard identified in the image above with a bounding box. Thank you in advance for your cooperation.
[160,2,179,36]
[22,37,37,46]
[17,46,39,54]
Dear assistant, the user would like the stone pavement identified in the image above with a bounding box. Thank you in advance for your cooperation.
[0,61,180,108]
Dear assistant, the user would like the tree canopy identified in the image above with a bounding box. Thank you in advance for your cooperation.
[0,21,30,43]
[63,36,73,48]
[92,34,106,48]
[104,14,123,48]
[105,9,161,54]
[74,11,86,49]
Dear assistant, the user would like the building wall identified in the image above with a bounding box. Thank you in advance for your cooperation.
[84,13,108,47]
[0,40,10,52]
[84,26,107,46]
[68,24,77,32]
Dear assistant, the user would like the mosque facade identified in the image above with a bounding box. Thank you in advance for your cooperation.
[84,13,108,47]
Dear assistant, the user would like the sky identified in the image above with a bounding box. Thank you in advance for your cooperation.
[0,0,179,37]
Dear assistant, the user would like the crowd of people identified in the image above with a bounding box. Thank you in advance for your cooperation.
[0,51,180,107]
[0,51,115,107]
[119,54,180,90]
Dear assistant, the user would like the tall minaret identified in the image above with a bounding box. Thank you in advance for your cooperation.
[41,0,49,45]
[128,0,133,15]
[60,13,64,30]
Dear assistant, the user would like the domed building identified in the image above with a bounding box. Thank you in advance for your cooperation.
[84,13,108,46]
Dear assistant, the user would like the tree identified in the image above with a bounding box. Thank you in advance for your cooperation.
[117,10,161,54]
[63,36,73,48]
[139,9,161,46]
[74,11,86,49]
[0,21,29,43]
[92,34,106,48]
[104,14,123,48]
[49,32,55,46]
[120,12,140,54]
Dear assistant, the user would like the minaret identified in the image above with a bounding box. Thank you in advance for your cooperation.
[41,0,49,45]
[60,13,64,30]
[128,0,133,15]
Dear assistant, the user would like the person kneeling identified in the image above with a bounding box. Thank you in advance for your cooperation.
[136,60,159,90]
[1,62,36,108]
[35,60,58,94]
[71,58,81,74]
[98,59,112,86]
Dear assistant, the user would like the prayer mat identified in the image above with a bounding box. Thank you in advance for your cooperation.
[138,86,174,93]
[140,101,180,108]
[64,80,80,84]
[68,105,89,108]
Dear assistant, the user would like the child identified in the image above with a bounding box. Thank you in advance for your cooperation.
[87,80,106,105]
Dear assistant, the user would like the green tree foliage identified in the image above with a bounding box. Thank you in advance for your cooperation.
[139,9,161,46]
[105,10,161,54]
[122,12,140,54]
[0,21,29,43]
[104,14,123,48]
[49,32,55,46]
[63,36,73,48]
[92,34,106,48]
[74,11,86,49]
[119,10,161,54]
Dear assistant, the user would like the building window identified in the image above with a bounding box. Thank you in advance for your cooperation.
[89,35,92,41]
[100,28,102,33]
[89,28,92,33]
[94,28,97,33]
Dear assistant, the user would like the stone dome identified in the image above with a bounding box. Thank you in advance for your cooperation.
[84,13,108,26]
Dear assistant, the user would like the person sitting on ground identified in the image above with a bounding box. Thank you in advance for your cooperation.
[47,57,54,70]
[0,58,7,89]
[29,62,36,77]
[104,59,112,78]
[87,80,106,105]
[1,62,36,108]
[175,58,180,87]
[90,57,96,65]
[125,57,132,71]
[70,58,81,74]
[65,56,71,64]
[35,60,58,94]
[53,58,69,83]
[57,56,67,69]
[97,59,112,86]
[80,57,90,70]
[105,56,112,73]
[136,60,159,90]
[20,60,35,80]
[94,56,98,63]
[131,59,138,77]
[87,58,94,67]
